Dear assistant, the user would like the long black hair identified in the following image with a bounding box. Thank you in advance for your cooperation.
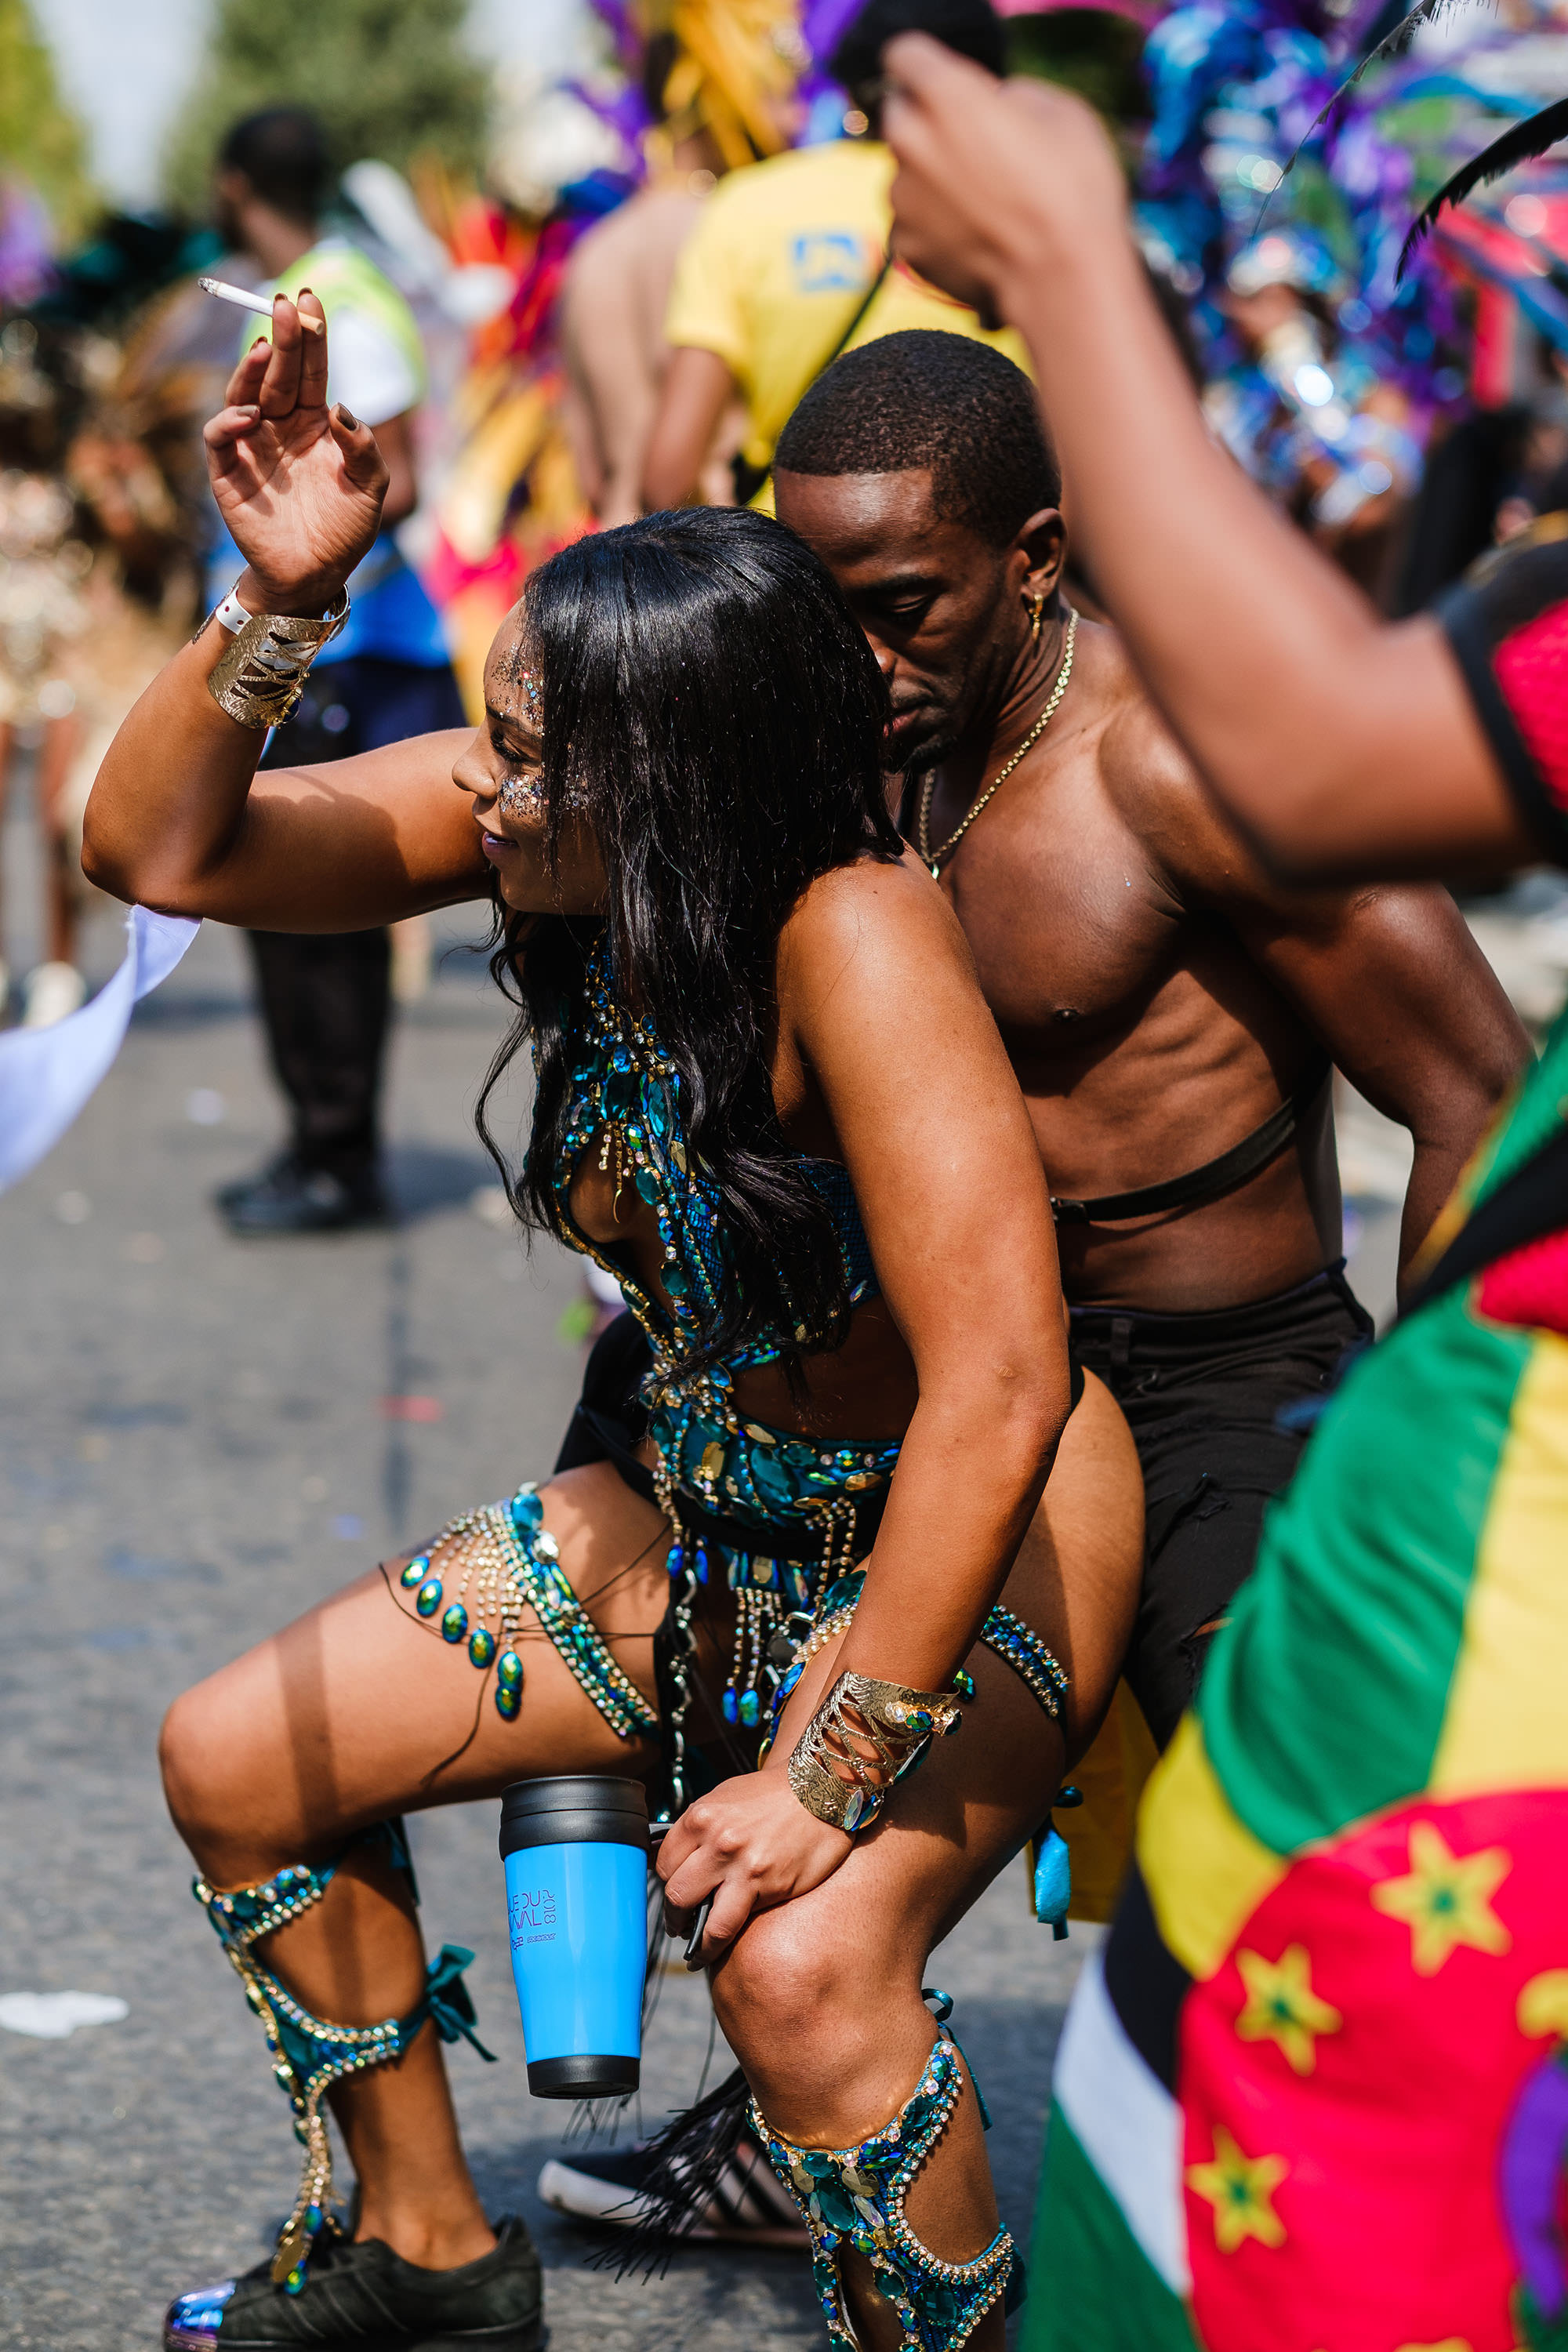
[476,505,900,1377]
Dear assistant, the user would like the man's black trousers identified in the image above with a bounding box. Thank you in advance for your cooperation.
[249,655,466,1182]
[1069,1261,1373,1748]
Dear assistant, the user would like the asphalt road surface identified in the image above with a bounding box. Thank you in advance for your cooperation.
[0,902,1084,2352]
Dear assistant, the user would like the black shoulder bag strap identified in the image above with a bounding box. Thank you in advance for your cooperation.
[731,250,895,506]
[1401,1119,1568,1321]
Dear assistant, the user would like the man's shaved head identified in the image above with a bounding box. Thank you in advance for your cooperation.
[775,330,1060,548]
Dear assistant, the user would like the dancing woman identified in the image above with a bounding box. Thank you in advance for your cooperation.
[83,296,1142,2352]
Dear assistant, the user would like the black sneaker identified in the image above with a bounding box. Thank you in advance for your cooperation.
[537,2125,806,2249]
[162,2214,541,2349]
[217,1154,391,1236]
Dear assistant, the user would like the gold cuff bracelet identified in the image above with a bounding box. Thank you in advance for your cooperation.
[786,1670,964,1835]
[207,586,350,730]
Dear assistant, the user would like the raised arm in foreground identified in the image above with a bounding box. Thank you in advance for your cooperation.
[880,38,1550,884]
[83,294,485,930]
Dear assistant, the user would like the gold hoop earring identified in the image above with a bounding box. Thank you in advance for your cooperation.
[1029,593,1047,644]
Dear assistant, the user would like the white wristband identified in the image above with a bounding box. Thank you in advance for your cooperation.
[214,579,344,633]
[214,581,252,634]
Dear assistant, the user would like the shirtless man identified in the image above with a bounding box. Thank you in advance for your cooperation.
[771,328,1529,1747]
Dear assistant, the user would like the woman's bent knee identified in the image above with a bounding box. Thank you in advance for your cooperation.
[160,1675,291,1868]
[712,1900,856,2063]
[160,1682,228,1842]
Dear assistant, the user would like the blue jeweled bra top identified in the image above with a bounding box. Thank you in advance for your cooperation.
[547,936,898,1613]
[553,938,877,1363]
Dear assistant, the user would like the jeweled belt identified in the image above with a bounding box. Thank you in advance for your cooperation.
[574,1402,891,1565]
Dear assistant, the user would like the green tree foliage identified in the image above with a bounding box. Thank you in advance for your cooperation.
[165,0,488,215]
[1007,9,1149,127]
[0,0,94,241]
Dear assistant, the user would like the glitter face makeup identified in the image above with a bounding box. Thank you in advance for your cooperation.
[497,667,545,822]
[492,663,589,823]
[498,771,545,821]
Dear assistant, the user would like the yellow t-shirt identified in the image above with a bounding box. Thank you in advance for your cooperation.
[664,139,1032,485]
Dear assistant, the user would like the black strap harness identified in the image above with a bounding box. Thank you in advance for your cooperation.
[1051,1058,1332,1227]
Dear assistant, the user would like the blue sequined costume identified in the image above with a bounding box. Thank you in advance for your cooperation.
[537,938,1054,2347]
[531,936,1069,1805]
[398,936,1069,1791]
[557,939,893,1573]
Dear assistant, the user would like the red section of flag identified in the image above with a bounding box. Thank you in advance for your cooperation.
[1477,1222,1568,1338]
[378,1396,443,1422]
[1181,1787,1568,2350]
[1494,595,1568,815]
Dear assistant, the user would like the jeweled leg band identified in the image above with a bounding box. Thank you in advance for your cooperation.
[749,2031,1014,2352]
[398,1483,658,1740]
[977,1604,1067,1722]
[194,1820,494,2294]
[771,1573,1068,1736]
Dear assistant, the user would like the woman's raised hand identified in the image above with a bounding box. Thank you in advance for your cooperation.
[204,292,389,616]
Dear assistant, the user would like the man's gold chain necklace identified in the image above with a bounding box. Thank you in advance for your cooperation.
[916,607,1078,877]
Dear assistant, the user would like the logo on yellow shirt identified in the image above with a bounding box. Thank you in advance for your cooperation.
[789,230,873,294]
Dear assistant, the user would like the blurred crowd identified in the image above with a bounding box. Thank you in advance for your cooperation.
[4,0,1568,1120]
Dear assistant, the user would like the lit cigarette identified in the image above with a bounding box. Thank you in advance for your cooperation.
[198,276,325,335]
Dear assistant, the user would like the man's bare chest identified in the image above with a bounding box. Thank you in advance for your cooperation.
[939,821,1185,1058]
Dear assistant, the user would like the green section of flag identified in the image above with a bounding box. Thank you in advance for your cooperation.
[1470,1002,1568,1197]
[1199,1269,1531,1860]
[1023,2103,1198,2352]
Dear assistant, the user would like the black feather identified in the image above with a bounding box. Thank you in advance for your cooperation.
[1398,96,1568,277]
[1267,0,1479,213]
[1335,0,1475,86]
[588,2066,754,2280]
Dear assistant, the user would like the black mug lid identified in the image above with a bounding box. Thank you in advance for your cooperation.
[499,1774,649,1857]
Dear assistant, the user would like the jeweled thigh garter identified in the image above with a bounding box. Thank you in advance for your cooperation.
[395,1482,657,1741]
[772,1569,1068,1732]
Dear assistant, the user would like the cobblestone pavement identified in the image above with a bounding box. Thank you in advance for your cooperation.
[0,905,1086,2352]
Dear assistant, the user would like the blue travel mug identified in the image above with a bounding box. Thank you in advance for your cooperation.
[497,1774,649,2098]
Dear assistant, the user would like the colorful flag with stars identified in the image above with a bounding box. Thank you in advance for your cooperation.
[1025,518,1568,2352]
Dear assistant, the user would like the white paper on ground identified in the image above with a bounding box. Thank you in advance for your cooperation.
[0,907,199,1195]
[0,1991,131,2038]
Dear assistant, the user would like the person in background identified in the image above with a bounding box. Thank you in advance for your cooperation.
[209,108,464,1235]
[641,0,1028,515]
[562,174,721,530]
[0,319,92,1029]
[559,5,800,526]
